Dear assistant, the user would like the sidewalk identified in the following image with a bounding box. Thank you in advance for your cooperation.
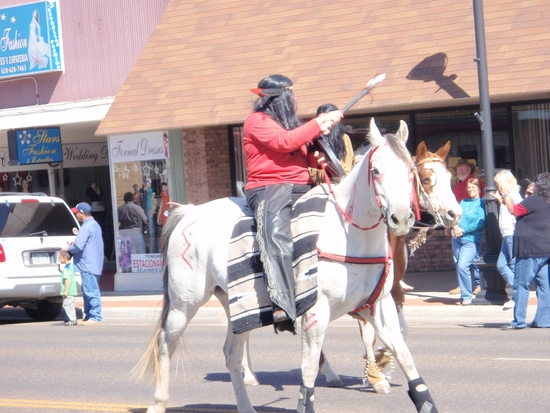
[87,270,538,326]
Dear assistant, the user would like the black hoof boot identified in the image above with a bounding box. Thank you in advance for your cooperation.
[408,377,438,413]
[296,385,315,413]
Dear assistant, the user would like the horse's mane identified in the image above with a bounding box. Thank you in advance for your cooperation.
[368,131,412,165]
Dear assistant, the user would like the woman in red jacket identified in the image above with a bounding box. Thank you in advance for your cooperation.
[244,74,342,332]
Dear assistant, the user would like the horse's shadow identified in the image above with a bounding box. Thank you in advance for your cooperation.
[204,369,402,393]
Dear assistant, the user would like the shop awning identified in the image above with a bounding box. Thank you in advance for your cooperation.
[0,98,114,132]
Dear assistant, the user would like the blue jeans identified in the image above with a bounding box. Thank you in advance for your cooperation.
[497,235,515,287]
[81,272,102,322]
[145,208,154,235]
[452,238,480,301]
[512,257,550,328]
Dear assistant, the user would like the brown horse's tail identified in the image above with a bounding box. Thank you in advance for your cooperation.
[131,204,194,382]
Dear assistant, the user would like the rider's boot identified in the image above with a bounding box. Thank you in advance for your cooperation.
[256,184,297,334]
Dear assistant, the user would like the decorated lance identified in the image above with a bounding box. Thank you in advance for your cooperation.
[317,73,386,178]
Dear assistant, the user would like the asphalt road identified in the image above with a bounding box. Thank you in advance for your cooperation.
[1,316,550,413]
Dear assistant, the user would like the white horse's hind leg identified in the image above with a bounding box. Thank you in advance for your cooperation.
[223,327,256,412]
[215,291,257,413]
[318,350,344,387]
[147,308,192,413]
[242,337,260,386]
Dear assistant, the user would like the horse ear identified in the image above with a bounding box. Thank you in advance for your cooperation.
[435,141,451,160]
[368,117,384,145]
[396,120,409,143]
[416,141,428,160]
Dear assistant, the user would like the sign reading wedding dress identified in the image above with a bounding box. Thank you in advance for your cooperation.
[0,1,63,79]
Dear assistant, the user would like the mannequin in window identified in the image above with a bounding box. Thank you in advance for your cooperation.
[20,178,31,193]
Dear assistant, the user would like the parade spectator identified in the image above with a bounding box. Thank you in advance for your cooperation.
[448,159,485,294]
[118,191,148,230]
[65,202,104,325]
[58,250,77,326]
[452,159,485,202]
[524,182,534,198]
[157,181,170,228]
[450,177,486,305]
[142,178,154,235]
[501,172,550,330]
[491,170,523,310]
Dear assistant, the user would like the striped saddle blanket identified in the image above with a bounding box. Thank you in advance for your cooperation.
[227,185,329,334]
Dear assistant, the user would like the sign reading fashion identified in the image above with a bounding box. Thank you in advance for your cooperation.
[7,127,63,165]
[0,0,63,80]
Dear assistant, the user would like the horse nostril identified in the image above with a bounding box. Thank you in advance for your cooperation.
[391,214,399,225]
[448,211,455,219]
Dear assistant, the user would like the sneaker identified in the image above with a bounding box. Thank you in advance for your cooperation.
[503,300,515,311]
[63,320,77,326]
[449,286,460,294]
[473,286,481,294]
[80,319,101,326]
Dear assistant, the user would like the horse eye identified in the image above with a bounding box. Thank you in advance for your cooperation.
[371,167,380,178]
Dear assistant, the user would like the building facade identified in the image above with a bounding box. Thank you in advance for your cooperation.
[0,0,171,284]
[5,1,550,290]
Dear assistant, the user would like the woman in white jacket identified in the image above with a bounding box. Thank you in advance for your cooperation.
[492,170,523,310]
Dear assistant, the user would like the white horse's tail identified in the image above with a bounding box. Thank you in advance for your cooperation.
[132,204,195,382]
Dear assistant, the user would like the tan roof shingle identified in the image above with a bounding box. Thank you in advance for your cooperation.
[97,0,550,135]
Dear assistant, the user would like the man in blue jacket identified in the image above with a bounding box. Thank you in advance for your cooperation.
[65,202,104,325]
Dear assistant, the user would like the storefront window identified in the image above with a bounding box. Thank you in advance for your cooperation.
[343,115,411,153]
[512,102,550,186]
[415,108,510,170]
[108,131,171,276]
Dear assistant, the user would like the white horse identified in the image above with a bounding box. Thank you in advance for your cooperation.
[320,140,462,393]
[135,119,439,413]
[241,141,462,394]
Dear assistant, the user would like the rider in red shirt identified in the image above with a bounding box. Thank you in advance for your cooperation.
[244,74,342,332]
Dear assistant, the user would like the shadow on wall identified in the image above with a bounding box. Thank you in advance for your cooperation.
[407,52,470,99]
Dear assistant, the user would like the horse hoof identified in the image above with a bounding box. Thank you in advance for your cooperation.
[325,377,344,387]
[373,380,392,394]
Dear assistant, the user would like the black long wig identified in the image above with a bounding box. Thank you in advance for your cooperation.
[316,103,346,161]
[253,74,302,130]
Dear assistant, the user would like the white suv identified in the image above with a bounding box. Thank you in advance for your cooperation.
[0,193,82,321]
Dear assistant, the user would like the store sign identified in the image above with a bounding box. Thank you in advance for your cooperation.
[0,142,108,170]
[0,1,63,79]
[109,131,169,163]
[62,142,109,167]
[8,127,63,164]
[131,254,163,273]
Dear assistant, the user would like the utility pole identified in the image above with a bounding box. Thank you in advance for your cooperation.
[472,0,507,304]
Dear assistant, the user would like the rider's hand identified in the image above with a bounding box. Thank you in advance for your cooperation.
[308,150,327,169]
[316,110,343,133]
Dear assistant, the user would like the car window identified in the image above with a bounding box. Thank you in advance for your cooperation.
[0,202,77,237]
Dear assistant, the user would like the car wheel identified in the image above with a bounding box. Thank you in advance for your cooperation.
[24,299,63,321]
